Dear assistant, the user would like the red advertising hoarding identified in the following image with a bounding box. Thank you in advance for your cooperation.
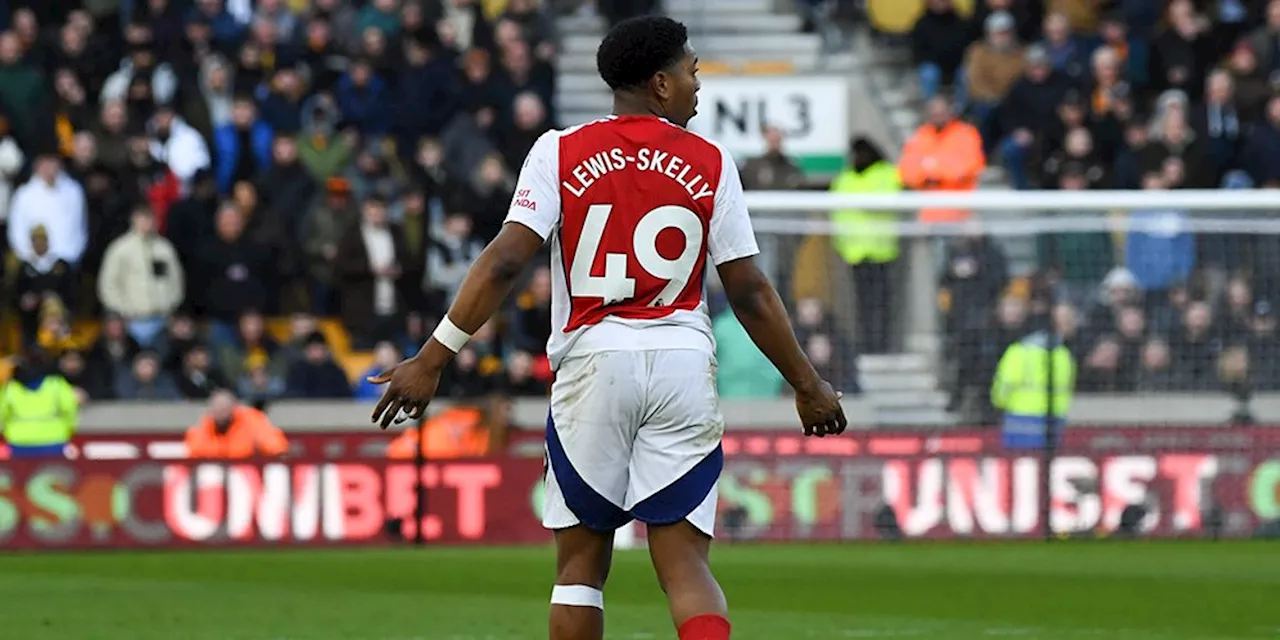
[0,458,550,549]
[3,427,1279,549]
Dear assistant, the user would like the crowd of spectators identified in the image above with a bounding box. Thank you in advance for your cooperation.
[905,0,1280,409]
[0,0,572,404]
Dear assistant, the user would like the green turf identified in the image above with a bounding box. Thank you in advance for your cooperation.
[1,542,1278,639]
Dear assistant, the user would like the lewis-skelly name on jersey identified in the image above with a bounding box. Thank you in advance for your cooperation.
[562,147,716,201]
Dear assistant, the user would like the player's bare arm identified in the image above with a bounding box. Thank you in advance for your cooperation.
[717,256,847,437]
[369,222,545,429]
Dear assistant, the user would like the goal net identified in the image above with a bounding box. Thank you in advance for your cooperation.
[702,189,1280,541]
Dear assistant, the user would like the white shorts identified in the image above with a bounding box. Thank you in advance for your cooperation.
[542,349,724,537]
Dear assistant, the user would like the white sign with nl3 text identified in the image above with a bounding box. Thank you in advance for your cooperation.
[689,75,849,159]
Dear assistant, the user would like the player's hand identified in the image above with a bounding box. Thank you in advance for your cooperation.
[368,356,442,430]
[794,380,847,438]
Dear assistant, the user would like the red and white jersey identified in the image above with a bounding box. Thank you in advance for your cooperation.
[504,115,759,369]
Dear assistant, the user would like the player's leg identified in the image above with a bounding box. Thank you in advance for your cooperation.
[549,525,614,639]
[543,352,645,640]
[627,350,731,639]
[648,509,730,639]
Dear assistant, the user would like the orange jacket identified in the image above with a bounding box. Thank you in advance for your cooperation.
[899,120,986,223]
[387,407,490,460]
[184,406,289,459]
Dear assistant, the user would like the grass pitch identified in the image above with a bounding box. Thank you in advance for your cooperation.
[1,542,1278,639]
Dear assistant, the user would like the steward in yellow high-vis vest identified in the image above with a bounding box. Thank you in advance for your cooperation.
[0,356,79,460]
[830,137,902,354]
[990,331,1076,449]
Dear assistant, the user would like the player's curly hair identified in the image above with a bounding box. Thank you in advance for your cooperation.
[596,15,689,91]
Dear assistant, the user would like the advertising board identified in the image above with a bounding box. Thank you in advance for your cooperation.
[688,75,848,174]
[4,428,1278,549]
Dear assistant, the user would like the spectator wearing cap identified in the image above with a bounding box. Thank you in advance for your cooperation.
[214,94,274,193]
[336,58,390,136]
[899,96,985,223]
[346,141,404,206]
[911,0,973,102]
[997,44,1073,190]
[939,230,1009,371]
[0,32,50,150]
[1243,93,1280,188]
[336,195,410,350]
[963,11,1026,139]
[174,343,230,400]
[1152,1,1214,101]
[297,94,352,182]
[1192,70,1244,184]
[148,103,212,189]
[101,22,178,107]
[1088,267,1142,335]
[427,207,485,308]
[304,177,359,314]
[115,350,181,400]
[830,136,901,354]
[285,331,352,399]
[97,204,185,347]
[13,225,75,347]
[1088,11,1148,89]
[7,154,87,265]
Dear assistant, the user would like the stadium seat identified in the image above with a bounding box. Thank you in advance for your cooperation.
[867,0,924,35]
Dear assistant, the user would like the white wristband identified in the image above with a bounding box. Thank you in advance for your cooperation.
[431,316,471,353]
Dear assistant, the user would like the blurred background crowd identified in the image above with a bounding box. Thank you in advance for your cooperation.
[884,0,1280,417]
[2,0,1279,424]
[0,0,637,405]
